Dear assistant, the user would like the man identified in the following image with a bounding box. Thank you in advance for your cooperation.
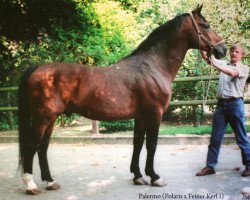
[196,43,250,177]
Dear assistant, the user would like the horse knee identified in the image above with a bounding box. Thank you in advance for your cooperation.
[146,141,157,152]
[133,137,144,147]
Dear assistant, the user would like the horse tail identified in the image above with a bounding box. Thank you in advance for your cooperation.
[18,65,39,171]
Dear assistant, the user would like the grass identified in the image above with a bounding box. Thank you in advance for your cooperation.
[159,125,211,135]
[1,123,250,137]
[159,124,250,135]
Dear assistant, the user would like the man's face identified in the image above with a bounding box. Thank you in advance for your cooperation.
[230,46,244,64]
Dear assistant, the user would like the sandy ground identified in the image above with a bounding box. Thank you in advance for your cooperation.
[0,143,250,200]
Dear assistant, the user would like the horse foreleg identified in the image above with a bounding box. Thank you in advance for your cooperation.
[145,112,166,187]
[130,119,148,185]
[38,122,61,191]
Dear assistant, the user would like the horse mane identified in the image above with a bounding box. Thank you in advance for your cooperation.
[131,12,189,55]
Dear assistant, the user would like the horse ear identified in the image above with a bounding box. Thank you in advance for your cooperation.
[194,4,203,14]
[196,4,203,14]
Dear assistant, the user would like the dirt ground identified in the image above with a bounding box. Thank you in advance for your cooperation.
[0,143,250,200]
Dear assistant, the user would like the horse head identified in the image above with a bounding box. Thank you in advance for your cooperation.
[189,5,227,59]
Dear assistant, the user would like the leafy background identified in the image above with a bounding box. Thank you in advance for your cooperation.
[0,0,249,130]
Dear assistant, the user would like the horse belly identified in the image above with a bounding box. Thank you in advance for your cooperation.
[70,94,135,121]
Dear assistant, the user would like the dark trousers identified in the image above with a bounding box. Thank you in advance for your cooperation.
[206,98,250,169]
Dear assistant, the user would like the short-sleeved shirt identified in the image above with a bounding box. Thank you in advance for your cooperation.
[217,60,249,98]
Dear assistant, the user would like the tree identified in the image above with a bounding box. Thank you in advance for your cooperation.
[0,0,249,130]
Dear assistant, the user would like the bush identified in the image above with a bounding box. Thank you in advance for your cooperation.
[0,113,17,131]
[55,113,80,127]
[0,120,10,131]
[100,119,134,132]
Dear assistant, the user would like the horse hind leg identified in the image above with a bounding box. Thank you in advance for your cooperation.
[22,120,48,195]
[22,147,40,195]
[130,118,148,185]
[38,121,61,191]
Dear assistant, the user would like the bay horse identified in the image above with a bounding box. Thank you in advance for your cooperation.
[18,5,227,195]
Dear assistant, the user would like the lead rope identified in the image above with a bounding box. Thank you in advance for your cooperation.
[200,50,213,114]
[202,64,212,109]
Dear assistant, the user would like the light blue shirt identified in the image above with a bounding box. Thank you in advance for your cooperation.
[217,61,249,98]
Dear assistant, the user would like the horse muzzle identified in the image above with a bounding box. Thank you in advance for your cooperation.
[212,43,227,59]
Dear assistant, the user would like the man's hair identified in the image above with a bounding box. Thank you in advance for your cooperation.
[230,43,245,56]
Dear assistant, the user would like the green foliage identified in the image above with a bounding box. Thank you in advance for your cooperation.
[100,120,134,132]
[55,113,80,127]
[0,113,17,131]
[0,0,249,130]
[0,118,11,131]
[1,0,248,84]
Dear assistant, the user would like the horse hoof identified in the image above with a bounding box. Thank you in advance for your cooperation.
[133,177,148,185]
[46,182,61,190]
[151,178,167,187]
[26,188,41,195]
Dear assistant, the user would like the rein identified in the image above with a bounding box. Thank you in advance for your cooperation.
[189,12,224,57]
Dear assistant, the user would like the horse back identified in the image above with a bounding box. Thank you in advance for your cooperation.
[26,62,138,120]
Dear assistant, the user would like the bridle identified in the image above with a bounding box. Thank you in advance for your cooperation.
[189,12,224,109]
[189,12,224,56]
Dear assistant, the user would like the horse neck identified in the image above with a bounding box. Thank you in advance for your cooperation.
[161,42,189,81]
[130,40,190,82]
[128,15,192,81]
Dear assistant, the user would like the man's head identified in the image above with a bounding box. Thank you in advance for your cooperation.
[230,43,245,64]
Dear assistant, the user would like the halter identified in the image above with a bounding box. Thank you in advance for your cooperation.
[189,12,224,55]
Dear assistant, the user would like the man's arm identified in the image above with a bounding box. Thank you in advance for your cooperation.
[209,56,239,77]
[200,51,239,77]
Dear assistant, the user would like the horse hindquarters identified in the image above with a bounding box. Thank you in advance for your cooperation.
[19,66,60,194]
[18,66,41,194]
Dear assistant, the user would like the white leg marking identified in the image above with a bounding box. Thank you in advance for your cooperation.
[22,173,38,191]
[47,181,56,187]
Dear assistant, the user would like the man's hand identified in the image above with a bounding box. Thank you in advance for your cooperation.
[209,56,217,66]
[200,51,211,64]
[208,56,239,77]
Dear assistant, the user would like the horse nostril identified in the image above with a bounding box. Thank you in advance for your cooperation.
[215,45,227,58]
[213,46,227,59]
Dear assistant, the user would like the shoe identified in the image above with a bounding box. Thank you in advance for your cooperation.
[196,167,215,176]
[242,169,250,177]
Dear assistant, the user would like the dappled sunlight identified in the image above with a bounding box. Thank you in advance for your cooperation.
[87,176,116,187]
[67,195,78,200]
[85,176,116,195]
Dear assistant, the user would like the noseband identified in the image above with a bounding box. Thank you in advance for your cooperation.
[189,12,224,55]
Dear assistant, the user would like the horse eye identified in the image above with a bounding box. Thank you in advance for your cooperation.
[203,23,210,29]
[199,22,210,29]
